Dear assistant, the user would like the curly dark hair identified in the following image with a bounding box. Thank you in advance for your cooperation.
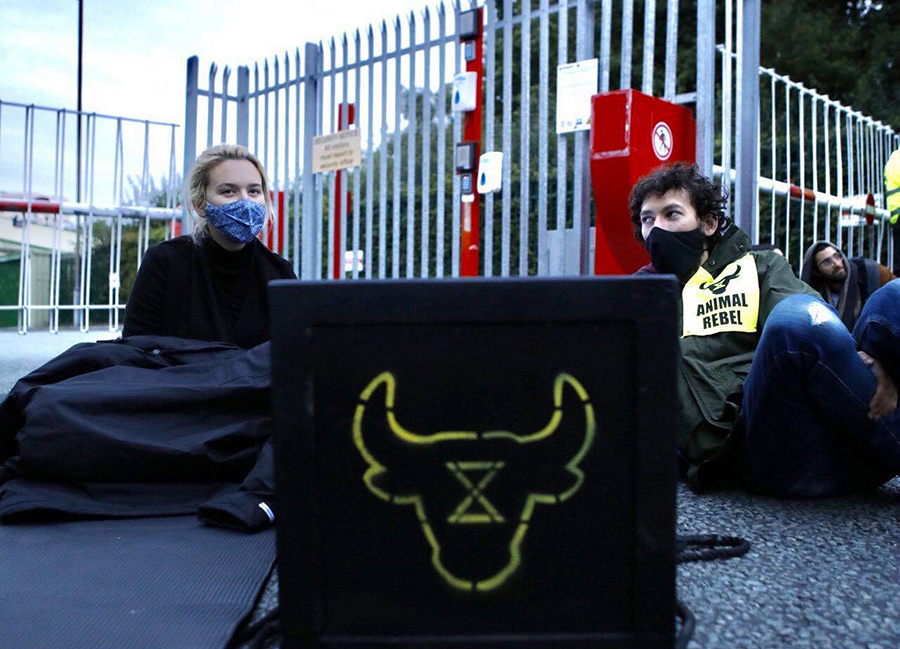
[628,162,729,244]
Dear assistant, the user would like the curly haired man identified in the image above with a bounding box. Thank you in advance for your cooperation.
[631,163,900,497]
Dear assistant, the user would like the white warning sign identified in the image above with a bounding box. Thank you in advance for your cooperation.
[652,121,674,161]
[556,59,598,134]
[312,129,362,173]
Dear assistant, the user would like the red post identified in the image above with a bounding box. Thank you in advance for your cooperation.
[460,7,484,277]
[265,190,286,253]
[334,103,356,279]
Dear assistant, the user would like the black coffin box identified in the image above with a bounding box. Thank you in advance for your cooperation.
[270,277,679,649]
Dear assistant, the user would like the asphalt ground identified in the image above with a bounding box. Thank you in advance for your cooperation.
[678,479,900,649]
[1,329,898,649]
[0,329,115,395]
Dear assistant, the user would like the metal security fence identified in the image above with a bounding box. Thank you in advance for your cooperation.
[0,100,180,333]
[713,0,899,273]
[186,0,720,280]
[5,1,898,333]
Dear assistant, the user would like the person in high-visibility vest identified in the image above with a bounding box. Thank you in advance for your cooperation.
[887,147,900,226]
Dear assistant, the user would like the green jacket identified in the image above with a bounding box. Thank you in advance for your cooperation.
[678,226,819,488]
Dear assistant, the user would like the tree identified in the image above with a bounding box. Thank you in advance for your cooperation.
[761,0,900,127]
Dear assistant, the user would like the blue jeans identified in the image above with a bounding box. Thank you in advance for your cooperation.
[740,279,900,497]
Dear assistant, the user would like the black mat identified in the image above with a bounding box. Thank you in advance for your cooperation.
[0,515,275,649]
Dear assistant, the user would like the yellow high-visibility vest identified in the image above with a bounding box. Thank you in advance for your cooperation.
[887,148,900,225]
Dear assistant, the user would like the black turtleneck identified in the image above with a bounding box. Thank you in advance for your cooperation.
[123,234,296,348]
[204,237,256,340]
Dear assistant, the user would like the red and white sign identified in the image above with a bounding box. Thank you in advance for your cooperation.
[865,192,876,226]
[652,121,674,161]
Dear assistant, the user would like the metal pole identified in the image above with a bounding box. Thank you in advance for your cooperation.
[663,0,678,99]
[301,43,319,280]
[294,48,303,276]
[73,3,85,326]
[405,17,416,278]
[695,0,715,178]
[554,0,568,277]
[500,0,512,276]
[575,0,594,274]
[76,0,83,203]
[236,65,250,147]
[734,0,760,242]
[519,0,532,276]
[183,56,199,233]
[419,12,431,278]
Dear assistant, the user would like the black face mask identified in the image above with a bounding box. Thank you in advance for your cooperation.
[645,227,706,280]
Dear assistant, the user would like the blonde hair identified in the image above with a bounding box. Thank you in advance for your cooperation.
[188,143,273,242]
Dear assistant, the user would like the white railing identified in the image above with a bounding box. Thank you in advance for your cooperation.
[0,100,180,333]
[716,33,899,272]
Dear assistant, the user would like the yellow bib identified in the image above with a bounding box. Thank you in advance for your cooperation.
[682,254,760,337]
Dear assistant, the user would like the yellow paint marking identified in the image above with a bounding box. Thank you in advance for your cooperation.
[352,371,597,592]
[446,461,506,524]
[359,372,478,443]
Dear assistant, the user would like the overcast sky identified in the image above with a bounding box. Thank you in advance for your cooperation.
[0,0,442,199]
[1,0,436,122]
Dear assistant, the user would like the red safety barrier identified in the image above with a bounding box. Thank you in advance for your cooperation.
[590,89,696,275]
[0,198,186,239]
[0,199,62,214]
[787,185,816,203]
[865,192,875,226]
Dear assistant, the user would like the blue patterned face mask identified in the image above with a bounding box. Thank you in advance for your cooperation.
[203,199,267,244]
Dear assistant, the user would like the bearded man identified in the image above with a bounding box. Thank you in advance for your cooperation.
[800,241,894,330]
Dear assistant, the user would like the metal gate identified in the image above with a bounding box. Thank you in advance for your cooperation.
[185,0,722,281]
[3,0,898,333]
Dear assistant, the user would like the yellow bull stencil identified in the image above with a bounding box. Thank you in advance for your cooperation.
[352,371,596,592]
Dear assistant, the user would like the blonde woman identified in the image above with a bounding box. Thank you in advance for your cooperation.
[124,144,296,348]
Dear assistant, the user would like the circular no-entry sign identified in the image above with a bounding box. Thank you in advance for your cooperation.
[652,122,674,161]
